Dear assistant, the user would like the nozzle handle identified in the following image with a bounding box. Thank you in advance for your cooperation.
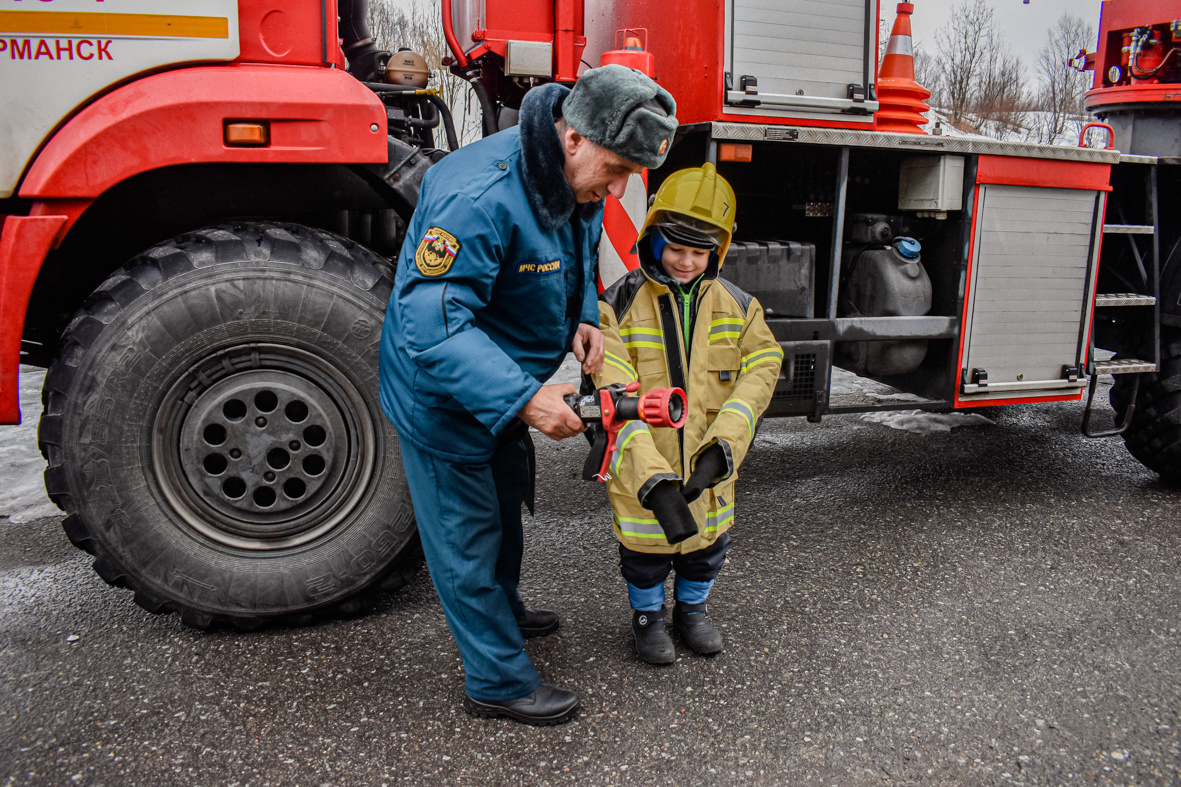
[581,427,610,481]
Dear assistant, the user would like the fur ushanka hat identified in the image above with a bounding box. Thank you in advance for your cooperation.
[562,64,678,169]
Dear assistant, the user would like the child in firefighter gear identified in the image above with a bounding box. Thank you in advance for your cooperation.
[591,163,782,664]
[379,66,677,724]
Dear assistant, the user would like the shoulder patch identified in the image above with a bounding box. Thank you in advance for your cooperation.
[415,227,461,277]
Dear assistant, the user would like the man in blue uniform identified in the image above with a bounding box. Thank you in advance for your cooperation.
[379,65,678,726]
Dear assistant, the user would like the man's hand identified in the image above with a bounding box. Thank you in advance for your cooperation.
[572,323,605,375]
[519,383,586,440]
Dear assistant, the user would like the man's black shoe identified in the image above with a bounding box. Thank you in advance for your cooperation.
[516,608,560,638]
[673,601,723,655]
[632,606,675,665]
[463,683,580,726]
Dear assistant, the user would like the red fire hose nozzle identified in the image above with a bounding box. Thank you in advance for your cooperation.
[637,386,686,429]
[564,383,688,481]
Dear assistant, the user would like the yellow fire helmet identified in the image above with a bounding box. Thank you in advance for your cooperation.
[639,162,737,265]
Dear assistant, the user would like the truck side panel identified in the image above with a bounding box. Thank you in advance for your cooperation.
[238,0,342,68]
[955,157,1112,407]
[0,0,241,199]
[579,0,880,128]
[0,214,65,423]
[19,65,388,201]
[0,64,388,424]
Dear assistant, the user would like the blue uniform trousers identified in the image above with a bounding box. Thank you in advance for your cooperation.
[398,425,540,701]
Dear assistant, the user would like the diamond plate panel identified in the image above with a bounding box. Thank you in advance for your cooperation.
[710,122,1123,164]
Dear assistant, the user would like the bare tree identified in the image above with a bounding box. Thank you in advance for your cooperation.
[367,0,481,145]
[912,44,940,106]
[928,0,1034,139]
[976,48,1028,139]
[365,0,408,56]
[935,0,996,124]
[1032,13,1095,144]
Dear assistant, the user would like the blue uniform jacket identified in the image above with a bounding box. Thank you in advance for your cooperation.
[380,84,602,462]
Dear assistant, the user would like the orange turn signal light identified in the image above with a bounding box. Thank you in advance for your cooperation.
[718,143,752,163]
[224,122,269,147]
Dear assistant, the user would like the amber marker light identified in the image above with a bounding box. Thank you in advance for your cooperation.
[718,143,753,162]
[224,122,269,147]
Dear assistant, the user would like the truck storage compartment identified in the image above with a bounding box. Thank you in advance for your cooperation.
[724,0,877,118]
[958,183,1103,403]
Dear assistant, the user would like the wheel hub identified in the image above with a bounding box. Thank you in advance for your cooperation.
[162,361,371,550]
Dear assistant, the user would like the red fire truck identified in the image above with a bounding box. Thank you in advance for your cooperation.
[0,0,1175,628]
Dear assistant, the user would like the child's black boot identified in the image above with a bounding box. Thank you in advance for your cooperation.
[673,601,723,655]
[632,607,675,665]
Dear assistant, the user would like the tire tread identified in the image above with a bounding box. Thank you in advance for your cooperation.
[1111,328,1181,484]
[38,221,411,630]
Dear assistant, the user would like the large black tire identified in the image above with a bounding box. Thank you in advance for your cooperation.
[1110,328,1181,485]
[38,222,419,629]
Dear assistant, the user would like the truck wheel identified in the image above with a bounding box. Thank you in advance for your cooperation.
[1109,328,1181,485]
[38,223,419,628]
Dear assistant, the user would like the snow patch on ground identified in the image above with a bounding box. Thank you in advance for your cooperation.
[830,368,994,434]
[831,368,901,399]
[921,107,1096,148]
[1,367,58,523]
[859,409,994,434]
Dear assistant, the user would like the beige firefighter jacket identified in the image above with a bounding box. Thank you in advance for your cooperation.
[591,253,783,555]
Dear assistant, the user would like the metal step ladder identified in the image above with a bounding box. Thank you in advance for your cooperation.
[1091,292,1157,376]
[1084,289,1157,438]
[1082,155,1162,437]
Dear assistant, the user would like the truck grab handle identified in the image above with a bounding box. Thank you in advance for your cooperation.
[441,0,470,68]
[1079,123,1115,150]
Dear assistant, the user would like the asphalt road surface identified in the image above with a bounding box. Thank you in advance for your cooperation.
[3,384,1181,786]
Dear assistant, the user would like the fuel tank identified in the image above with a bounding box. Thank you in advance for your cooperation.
[838,237,932,377]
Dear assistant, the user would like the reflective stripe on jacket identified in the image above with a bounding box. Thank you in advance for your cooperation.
[592,260,782,554]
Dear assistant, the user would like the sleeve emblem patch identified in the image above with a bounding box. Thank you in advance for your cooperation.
[415,227,461,277]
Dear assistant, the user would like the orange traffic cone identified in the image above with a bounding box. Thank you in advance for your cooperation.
[875,2,931,134]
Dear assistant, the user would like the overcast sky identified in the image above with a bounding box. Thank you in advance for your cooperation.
[904,0,1105,67]
[394,0,1107,70]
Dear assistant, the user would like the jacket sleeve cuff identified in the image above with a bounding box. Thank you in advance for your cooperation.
[496,377,543,435]
[692,438,735,483]
[638,472,682,508]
